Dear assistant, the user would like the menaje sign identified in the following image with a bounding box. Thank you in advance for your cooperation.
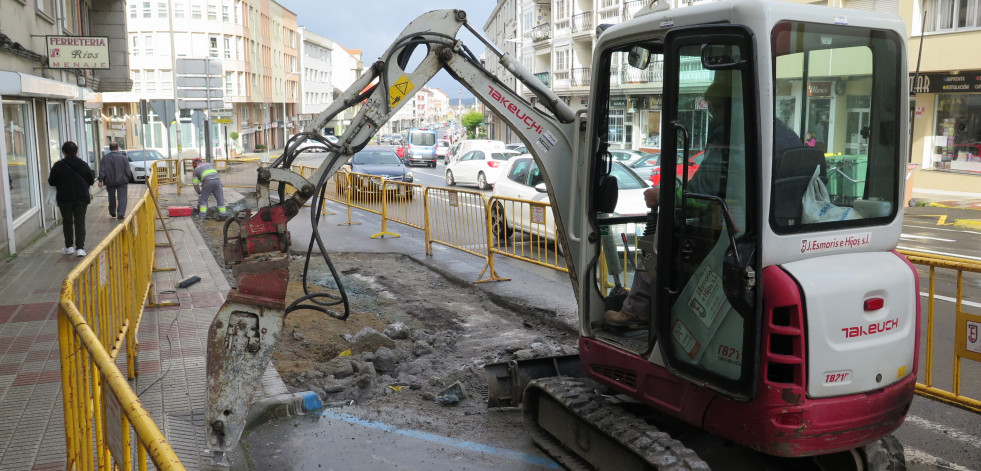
[46,36,110,70]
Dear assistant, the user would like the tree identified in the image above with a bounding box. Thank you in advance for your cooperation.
[461,110,484,138]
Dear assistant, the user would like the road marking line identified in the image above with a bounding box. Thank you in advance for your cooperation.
[904,224,981,234]
[901,233,956,242]
[919,292,981,309]
[320,409,561,468]
[898,246,981,262]
[905,447,976,471]
[905,415,981,450]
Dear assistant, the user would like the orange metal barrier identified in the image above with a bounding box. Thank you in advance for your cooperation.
[899,250,981,413]
[58,169,185,470]
[485,196,567,273]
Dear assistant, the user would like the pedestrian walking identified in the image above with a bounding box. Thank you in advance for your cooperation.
[98,142,133,220]
[48,141,95,257]
[192,158,228,219]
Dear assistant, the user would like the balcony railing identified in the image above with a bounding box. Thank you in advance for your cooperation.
[597,6,622,24]
[610,60,665,86]
[534,72,552,88]
[571,12,593,34]
[571,67,591,87]
[623,0,645,20]
[530,23,552,42]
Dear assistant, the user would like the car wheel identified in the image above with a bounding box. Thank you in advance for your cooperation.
[477,172,488,191]
[445,170,456,186]
[430,161,436,168]
[491,203,513,241]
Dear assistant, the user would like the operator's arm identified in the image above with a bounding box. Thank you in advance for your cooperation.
[192,166,202,194]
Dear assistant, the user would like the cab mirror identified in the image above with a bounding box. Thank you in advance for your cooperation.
[595,174,618,213]
[702,44,741,69]
[627,46,651,69]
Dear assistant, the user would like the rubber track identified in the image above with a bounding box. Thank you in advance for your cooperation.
[523,376,710,471]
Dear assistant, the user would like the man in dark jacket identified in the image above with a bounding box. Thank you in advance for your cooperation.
[48,141,95,257]
[98,142,133,219]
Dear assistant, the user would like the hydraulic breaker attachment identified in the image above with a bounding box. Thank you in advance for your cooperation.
[205,255,290,463]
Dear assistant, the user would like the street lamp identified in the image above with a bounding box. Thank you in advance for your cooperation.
[283,70,300,149]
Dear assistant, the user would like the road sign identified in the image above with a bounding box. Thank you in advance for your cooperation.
[177,58,222,76]
[148,99,176,128]
[214,118,233,124]
[177,88,224,99]
[177,76,222,88]
[179,99,225,110]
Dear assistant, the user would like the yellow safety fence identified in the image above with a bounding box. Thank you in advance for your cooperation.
[486,196,568,273]
[899,250,981,413]
[58,168,184,470]
[329,171,425,236]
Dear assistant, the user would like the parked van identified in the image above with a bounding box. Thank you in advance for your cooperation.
[404,128,438,167]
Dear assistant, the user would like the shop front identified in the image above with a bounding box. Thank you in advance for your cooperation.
[0,72,96,256]
[909,69,981,197]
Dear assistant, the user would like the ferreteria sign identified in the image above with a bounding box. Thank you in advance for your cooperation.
[46,36,110,69]
[910,70,981,94]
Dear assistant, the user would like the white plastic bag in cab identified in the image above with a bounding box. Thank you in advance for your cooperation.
[801,166,861,223]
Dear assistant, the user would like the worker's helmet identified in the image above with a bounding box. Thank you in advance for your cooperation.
[192,157,203,167]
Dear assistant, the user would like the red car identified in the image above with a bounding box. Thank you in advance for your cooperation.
[650,150,705,186]
[396,146,405,158]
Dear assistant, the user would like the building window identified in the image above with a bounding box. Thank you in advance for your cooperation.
[926,0,981,32]
[226,73,233,95]
[145,34,154,56]
[129,3,137,19]
[222,5,230,21]
[208,4,217,20]
[3,101,39,222]
[210,37,219,58]
[162,72,173,94]
[174,2,185,19]
[158,2,167,18]
[131,34,139,55]
[933,94,981,170]
[192,4,201,19]
[143,1,151,18]
[224,37,231,58]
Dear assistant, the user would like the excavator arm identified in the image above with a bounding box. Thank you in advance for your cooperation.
[205,9,582,462]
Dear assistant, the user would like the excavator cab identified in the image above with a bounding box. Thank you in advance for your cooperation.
[574,0,915,463]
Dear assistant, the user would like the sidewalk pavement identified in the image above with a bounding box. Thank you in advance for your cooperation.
[0,182,286,470]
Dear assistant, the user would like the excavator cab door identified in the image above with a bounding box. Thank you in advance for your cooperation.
[654,26,763,401]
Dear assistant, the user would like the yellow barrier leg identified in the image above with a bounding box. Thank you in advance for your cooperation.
[337,174,361,227]
[371,183,400,239]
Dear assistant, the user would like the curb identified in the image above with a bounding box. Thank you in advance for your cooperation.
[244,391,323,430]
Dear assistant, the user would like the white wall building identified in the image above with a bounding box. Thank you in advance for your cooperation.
[297,27,332,132]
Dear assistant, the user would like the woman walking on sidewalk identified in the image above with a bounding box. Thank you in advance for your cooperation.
[48,141,95,257]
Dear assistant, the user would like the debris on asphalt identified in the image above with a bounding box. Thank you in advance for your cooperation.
[436,381,468,406]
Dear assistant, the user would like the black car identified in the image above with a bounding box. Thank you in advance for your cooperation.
[338,147,415,198]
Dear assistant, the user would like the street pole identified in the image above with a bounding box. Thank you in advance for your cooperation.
[204,57,213,163]
[167,0,182,160]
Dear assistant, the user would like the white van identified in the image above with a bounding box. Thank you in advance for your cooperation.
[404,128,438,167]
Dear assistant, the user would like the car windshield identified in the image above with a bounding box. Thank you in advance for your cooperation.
[352,150,401,165]
[126,151,162,161]
[490,151,520,160]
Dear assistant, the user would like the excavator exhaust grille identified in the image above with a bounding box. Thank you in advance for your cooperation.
[593,365,638,388]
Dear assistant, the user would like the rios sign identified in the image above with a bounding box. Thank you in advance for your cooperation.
[46,36,110,69]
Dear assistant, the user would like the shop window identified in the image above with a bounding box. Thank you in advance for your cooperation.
[3,101,39,222]
[934,94,981,171]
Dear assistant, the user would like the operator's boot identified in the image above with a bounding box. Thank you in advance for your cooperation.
[198,205,209,219]
[216,206,228,221]
[604,309,648,329]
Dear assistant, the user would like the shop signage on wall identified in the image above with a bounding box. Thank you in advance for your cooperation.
[910,70,981,94]
[807,81,832,96]
[46,36,110,69]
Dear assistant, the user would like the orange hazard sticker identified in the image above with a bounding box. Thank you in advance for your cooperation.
[673,320,701,359]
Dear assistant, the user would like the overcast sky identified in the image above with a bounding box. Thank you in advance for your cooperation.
[279,1,500,102]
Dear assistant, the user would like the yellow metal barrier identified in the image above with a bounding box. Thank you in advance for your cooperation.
[899,249,981,413]
[155,159,180,184]
[486,195,567,273]
[58,168,185,469]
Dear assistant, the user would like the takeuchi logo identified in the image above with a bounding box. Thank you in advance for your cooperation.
[487,85,542,134]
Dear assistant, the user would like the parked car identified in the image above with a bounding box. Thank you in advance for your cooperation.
[649,150,705,186]
[447,139,506,164]
[505,142,528,153]
[404,128,438,167]
[123,149,167,182]
[444,148,521,190]
[396,145,405,159]
[490,157,649,244]
[608,148,651,163]
[436,139,451,159]
[338,146,414,198]
[288,134,328,153]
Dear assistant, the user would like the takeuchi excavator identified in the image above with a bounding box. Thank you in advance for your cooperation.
[204,1,918,469]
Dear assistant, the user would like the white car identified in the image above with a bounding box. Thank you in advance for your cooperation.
[444,148,521,190]
[490,156,649,242]
[436,139,451,158]
[446,139,505,163]
[123,149,168,182]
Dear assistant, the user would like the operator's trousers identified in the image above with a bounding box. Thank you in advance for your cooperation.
[197,179,227,214]
[106,184,128,217]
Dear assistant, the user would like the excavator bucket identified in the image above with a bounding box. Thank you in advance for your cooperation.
[484,355,583,408]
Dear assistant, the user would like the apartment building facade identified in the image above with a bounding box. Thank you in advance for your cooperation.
[102,0,298,158]
[1,0,132,256]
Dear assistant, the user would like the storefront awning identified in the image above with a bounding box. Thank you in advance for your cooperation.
[0,71,84,99]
